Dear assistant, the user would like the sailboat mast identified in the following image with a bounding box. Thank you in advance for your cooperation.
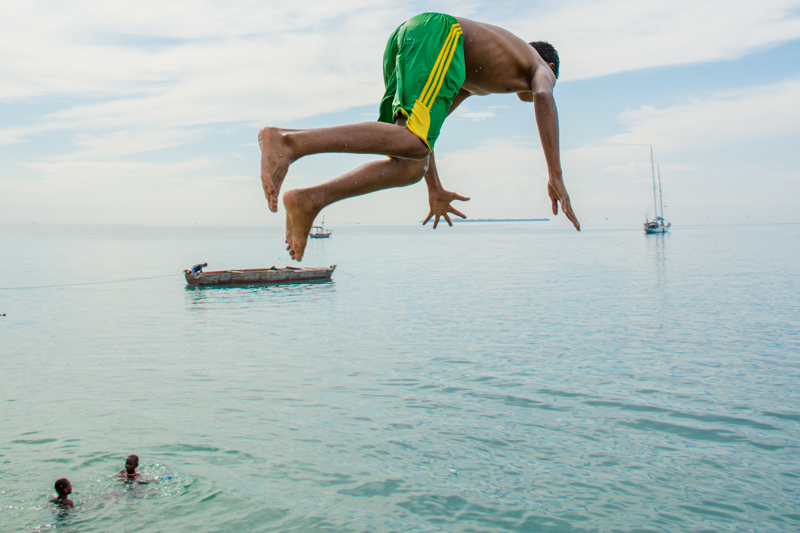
[650,146,658,219]
[657,164,664,220]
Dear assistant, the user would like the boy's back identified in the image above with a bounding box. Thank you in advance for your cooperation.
[457,18,554,96]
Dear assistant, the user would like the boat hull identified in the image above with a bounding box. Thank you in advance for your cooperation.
[184,265,336,287]
[644,221,670,234]
[644,226,669,234]
[308,225,332,238]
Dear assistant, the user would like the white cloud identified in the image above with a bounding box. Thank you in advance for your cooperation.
[25,158,215,182]
[406,77,800,226]
[505,0,800,81]
[435,137,553,220]
[0,1,410,144]
[607,79,800,151]
[458,111,498,121]
[1,1,799,224]
[0,1,390,98]
[58,129,209,160]
[560,78,800,222]
[601,162,696,174]
[3,0,798,136]
[0,127,32,146]
[0,161,263,224]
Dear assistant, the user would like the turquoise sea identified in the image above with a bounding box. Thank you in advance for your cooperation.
[1,222,799,532]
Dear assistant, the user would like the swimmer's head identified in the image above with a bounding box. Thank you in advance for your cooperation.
[529,41,559,80]
[55,478,72,496]
[125,454,139,474]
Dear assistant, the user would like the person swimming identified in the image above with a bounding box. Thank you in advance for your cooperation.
[50,478,74,507]
[117,454,144,482]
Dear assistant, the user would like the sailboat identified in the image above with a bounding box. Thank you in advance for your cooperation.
[309,216,332,239]
[644,146,670,234]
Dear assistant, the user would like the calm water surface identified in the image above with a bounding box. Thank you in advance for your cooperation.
[1,222,799,532]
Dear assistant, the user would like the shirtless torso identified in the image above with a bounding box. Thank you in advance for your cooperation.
[258,15,578,261]
[458,18,546,96]
[50,495,74,507]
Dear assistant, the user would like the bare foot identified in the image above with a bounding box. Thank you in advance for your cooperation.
[283,189,321,261]
[258,127,294,213]
[284,202,297,255]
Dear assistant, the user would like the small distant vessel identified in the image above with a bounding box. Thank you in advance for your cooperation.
[309,216,332,239]
[644,146,671,234]
[184,265,336,287]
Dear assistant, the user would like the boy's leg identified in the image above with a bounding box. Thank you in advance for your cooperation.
[259,122,429,212]
[283,156,428,261]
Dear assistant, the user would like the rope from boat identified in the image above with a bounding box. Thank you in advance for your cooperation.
[336,268,356,278]
[0,273,181,290]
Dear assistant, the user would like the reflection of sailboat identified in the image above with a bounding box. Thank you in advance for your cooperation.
[309,216,332,239]
[644,146,670,234]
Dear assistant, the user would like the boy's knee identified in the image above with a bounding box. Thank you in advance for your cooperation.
[396,158,428,186]
[407,142,431,161]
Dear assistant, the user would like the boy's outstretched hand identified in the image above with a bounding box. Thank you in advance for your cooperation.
[423,189,470,229]
[548,176,580,231]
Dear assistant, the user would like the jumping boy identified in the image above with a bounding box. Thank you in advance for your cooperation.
[50,478,74,507]
[259,13,580,261]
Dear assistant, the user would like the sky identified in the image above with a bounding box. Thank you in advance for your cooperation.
[1,0,799,228]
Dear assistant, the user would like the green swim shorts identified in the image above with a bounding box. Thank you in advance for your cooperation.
[378,13,465,150]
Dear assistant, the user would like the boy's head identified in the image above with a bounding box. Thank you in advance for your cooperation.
[55,478,72,496]
[125,454,139,474]
[529,41,559,79]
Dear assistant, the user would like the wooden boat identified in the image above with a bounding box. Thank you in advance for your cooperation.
[309,216,332,239]
[184,265,336,287]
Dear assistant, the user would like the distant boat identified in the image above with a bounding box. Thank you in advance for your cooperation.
[309,216,332,239]
[184,265,336,287]
[451,218,550,223]
[644,146,670,234]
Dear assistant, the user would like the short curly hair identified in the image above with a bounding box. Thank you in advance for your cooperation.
[55,478,70,496]
[529,41,559,79]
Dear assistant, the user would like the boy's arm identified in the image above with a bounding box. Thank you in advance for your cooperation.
[422,89,472,228]
[448,88,472,114]
[530,67,580,231]
[423,152,470,228]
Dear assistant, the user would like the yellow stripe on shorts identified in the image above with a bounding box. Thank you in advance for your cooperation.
[426,27,463,109]
[419,24,463,110]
